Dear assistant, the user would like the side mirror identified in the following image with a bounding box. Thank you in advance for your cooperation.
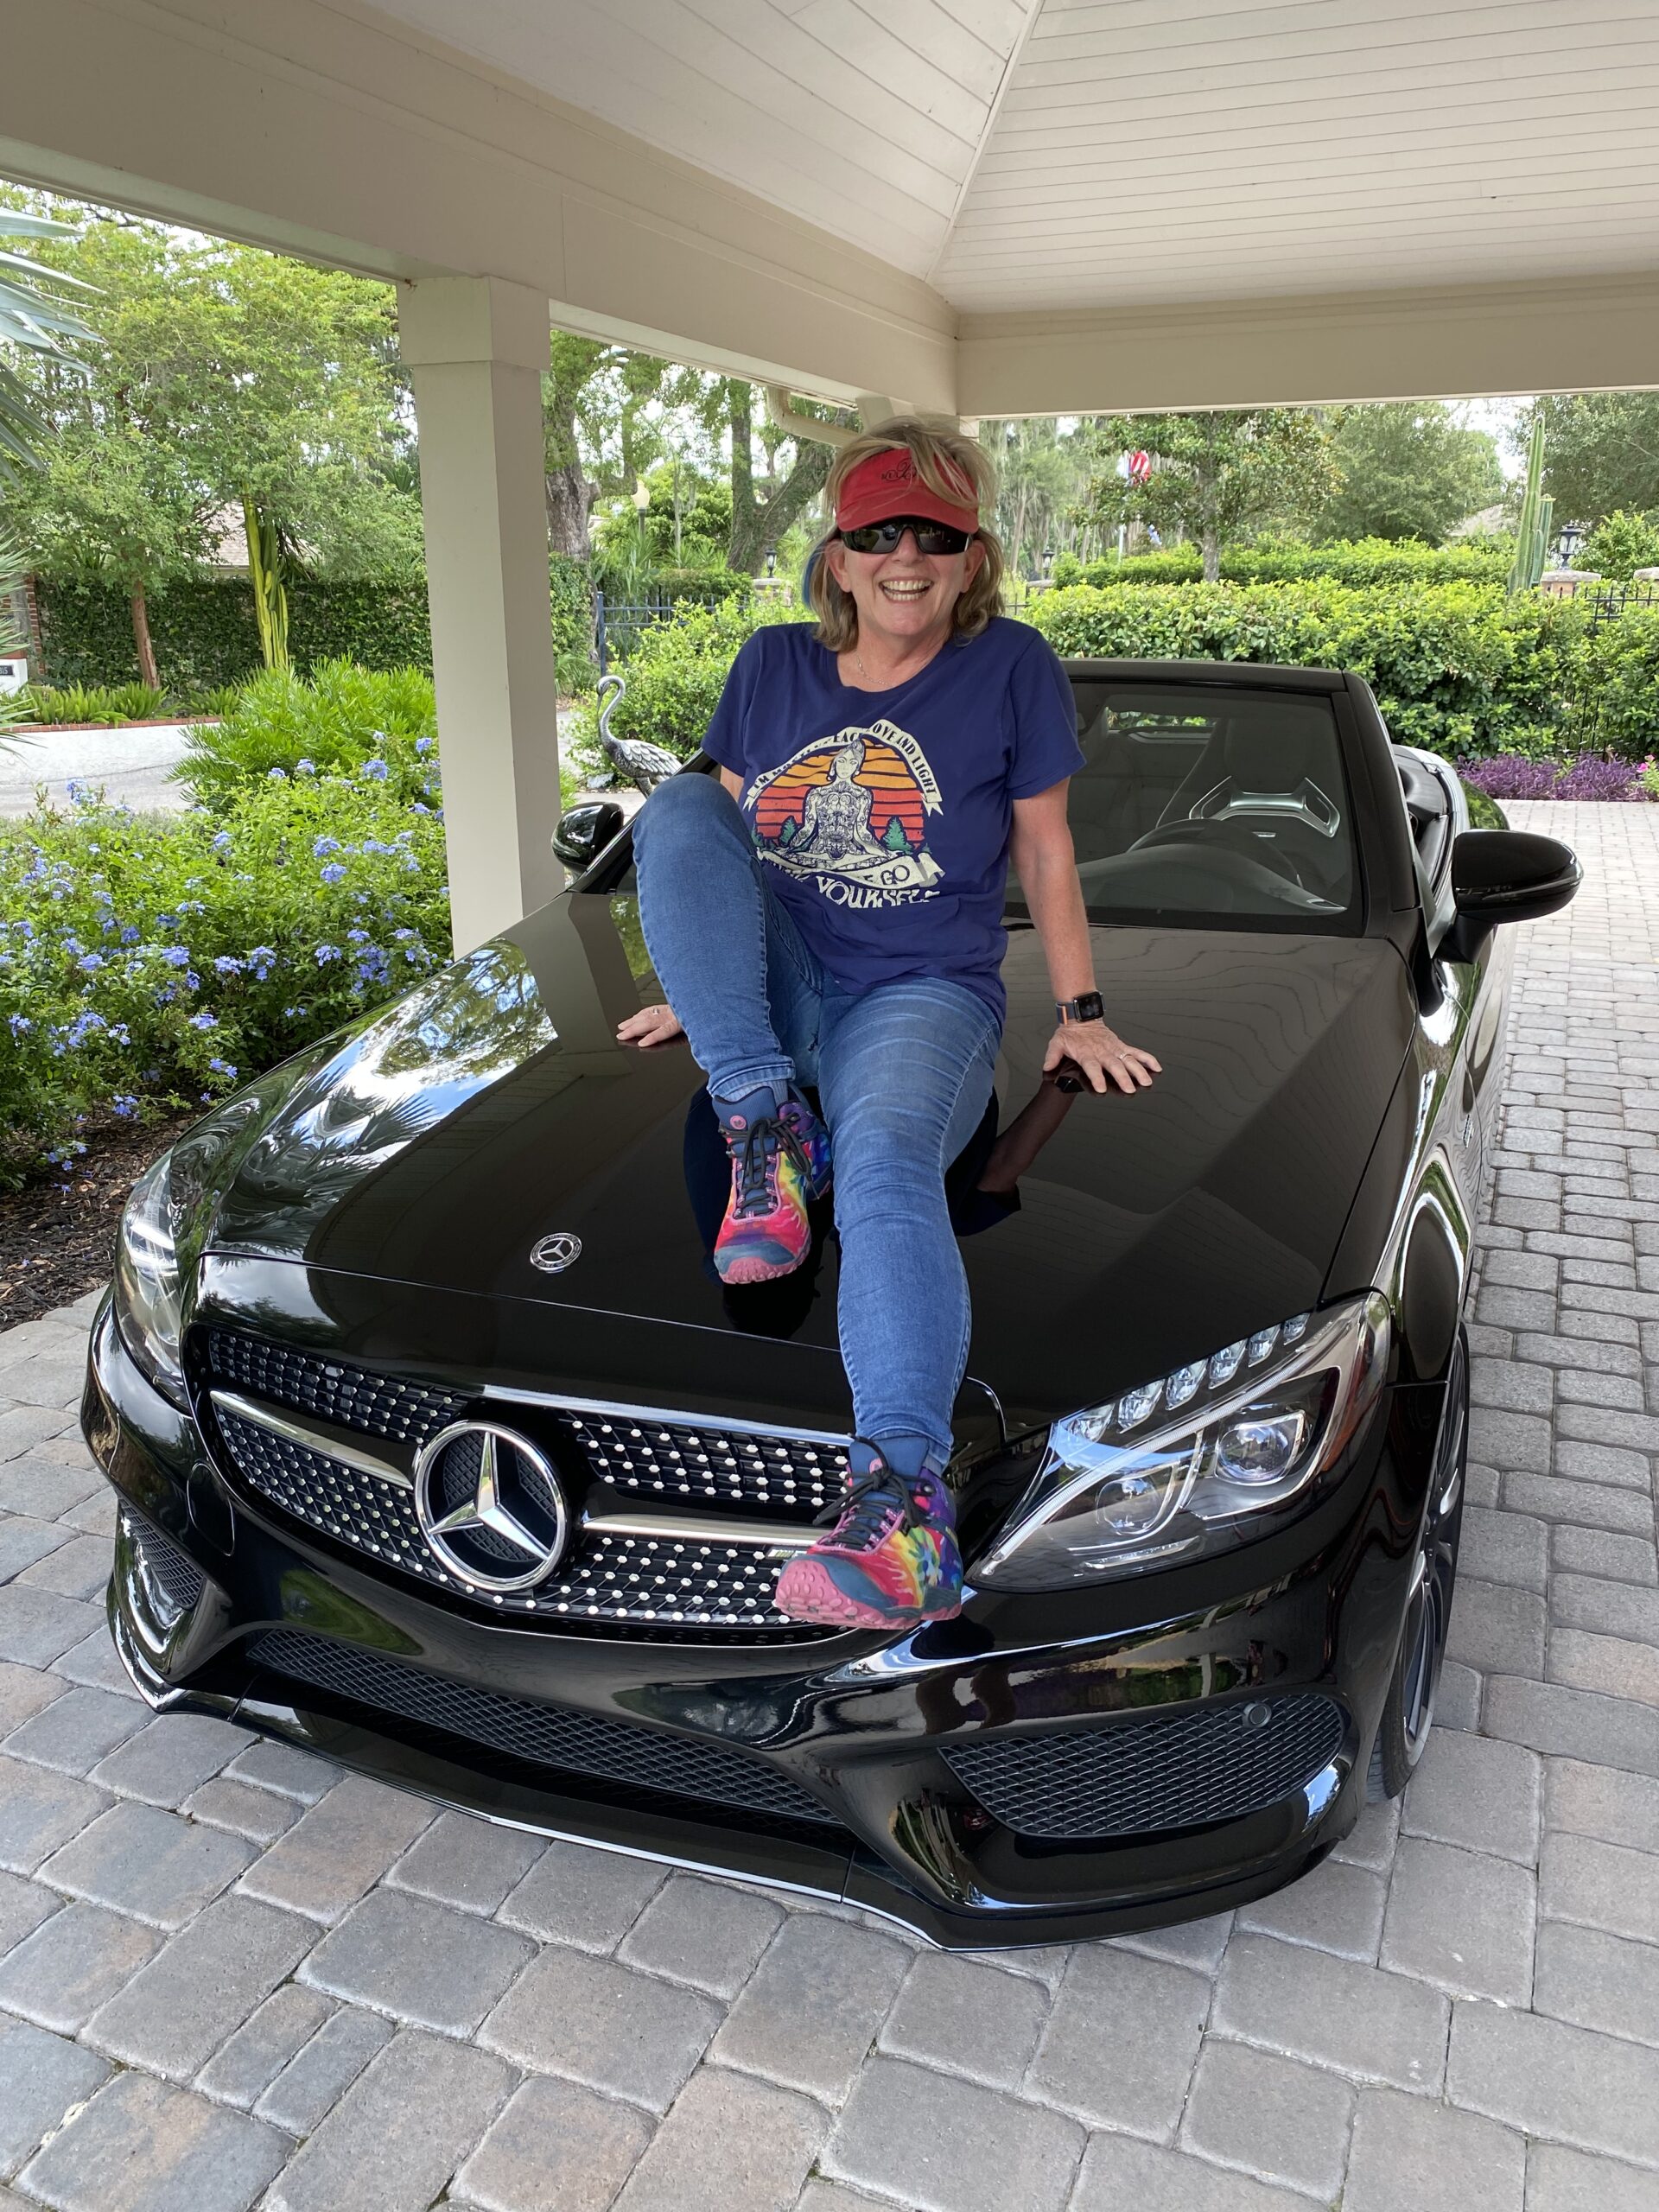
[552,801,624,873]
[1442,829,1580,962]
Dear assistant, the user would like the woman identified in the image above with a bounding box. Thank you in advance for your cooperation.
[620,421,1160,1631]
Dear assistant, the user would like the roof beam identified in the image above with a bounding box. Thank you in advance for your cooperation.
[958,272,1659,416]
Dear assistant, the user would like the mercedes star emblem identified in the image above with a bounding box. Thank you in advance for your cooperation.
[412,1421,569,1593]
[529,1232,582,1274]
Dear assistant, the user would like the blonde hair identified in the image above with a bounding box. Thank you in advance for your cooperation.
[808,417,1006,652]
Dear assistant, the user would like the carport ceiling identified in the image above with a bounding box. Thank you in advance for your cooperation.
[369,0,1659,312]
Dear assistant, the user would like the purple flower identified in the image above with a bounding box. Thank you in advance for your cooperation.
[8,1014,30,1036]
[266,766,288,781]
[207,1058,237,1077]
[212,830,232,852]
[320,863,346,884]
[75,952,104,971]
[415,735,432,754]
[314,944,341,965]
[188,1011,217,1031]
[313,836,341,857]
[360,758,389,781]
[213,955,243,976]
[296,758,316,775]
[111,1094,138,1118]
[1555,755,1638,801]
[161,946,191,968]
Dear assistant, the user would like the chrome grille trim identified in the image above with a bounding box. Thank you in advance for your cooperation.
[582,1510,815,1552]
[209,1391,412,1490]
[489,1385,851,1451]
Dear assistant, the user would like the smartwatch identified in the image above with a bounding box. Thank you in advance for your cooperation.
[1055,991,1105,1024]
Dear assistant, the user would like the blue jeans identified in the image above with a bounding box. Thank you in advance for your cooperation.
[633,772,1000,1472]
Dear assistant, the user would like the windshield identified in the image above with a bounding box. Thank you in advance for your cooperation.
[1010,680,1362,933]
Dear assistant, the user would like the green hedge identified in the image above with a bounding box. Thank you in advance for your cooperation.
[1028,581,1586,756]
[35,559,743,699]
[35,574,433,695]
[1082,537,1511,590]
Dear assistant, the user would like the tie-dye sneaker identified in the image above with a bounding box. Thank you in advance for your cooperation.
[711,1085,831,1286]
[773,1443,963,1630]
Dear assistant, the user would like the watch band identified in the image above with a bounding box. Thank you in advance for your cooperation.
[1055,991,1105,1024]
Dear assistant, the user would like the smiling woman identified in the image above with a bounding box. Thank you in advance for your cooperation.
[620,417,1161,1635]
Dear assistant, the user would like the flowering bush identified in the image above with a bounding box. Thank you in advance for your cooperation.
[0,772,450,1185]
[175,659,439,810]
[1458,753,1646,801]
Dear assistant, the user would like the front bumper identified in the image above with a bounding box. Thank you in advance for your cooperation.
[86,1294,1430,1948]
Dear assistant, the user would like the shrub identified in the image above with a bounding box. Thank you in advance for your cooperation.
[1581,608,1659,759]
[1081,537,1512,591]
[1029,580,1586,758]
[19,682,169,726]
[0,777,451,1185]
[550,553,596,694]
[1577,510,1659,583]
[174,660,439,811]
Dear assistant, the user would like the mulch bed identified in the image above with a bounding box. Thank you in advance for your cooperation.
[0,1116,189,1325]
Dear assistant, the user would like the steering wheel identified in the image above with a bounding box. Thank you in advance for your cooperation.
[1077,841,1331,912]
[1128,816,1325,895]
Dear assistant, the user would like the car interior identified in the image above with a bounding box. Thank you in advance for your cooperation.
[1017,683,1362,927]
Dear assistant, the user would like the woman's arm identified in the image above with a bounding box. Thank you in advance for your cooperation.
[1010,782,1162,1096]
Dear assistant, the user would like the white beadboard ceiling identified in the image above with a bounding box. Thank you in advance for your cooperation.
[368,0,1659,313]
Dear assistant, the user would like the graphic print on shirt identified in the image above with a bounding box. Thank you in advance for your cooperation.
[745,720,945,908]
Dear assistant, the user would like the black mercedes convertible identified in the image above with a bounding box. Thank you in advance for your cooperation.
[83,658,1580,1946]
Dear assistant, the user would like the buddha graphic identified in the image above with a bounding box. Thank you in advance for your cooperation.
[747,721,944,904]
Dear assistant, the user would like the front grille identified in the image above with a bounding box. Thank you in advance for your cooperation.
[214,1408,824,1637]
[551,1408,838,1522]
[204,1331,463,1447]
[942,1695,1346,1840]
[248,1629,837,1828]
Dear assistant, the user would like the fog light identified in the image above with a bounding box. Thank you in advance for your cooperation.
[1217,1410,1306,1484]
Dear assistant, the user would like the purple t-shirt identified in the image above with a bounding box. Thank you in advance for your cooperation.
[702,617,1083,1024]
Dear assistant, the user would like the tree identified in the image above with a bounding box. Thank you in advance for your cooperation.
[1,199,416,682]
[1316,403,1503,543]
[1079,410,1334,582]
[721,384,846,575]
[1533,394,1659,527]
[988,419,1084,577]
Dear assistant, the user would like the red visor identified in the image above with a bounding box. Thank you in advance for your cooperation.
[836,447,979,536]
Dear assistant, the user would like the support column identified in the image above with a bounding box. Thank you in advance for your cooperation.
[398,275,562,954]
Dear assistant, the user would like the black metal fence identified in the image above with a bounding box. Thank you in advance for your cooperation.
[1573,581,1659,632]
[594,588,738,675]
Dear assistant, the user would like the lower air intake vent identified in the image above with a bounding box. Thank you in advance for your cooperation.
[248,1630,839,1829]
[942,1695,1345,1840]
[129,1515,206,1611]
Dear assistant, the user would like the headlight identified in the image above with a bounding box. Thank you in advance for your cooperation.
[112,1097,265,1407]
[973,1293,1390,1591]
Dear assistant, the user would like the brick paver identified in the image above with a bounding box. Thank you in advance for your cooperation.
[2,798,1656,2208]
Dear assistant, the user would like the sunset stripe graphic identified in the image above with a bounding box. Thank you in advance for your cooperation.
[753,741,928,849]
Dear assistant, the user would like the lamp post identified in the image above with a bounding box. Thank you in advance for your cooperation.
[1555,521,1584,568]
[632,476,650,560]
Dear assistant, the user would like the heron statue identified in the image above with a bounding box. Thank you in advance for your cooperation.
[589,672,681,798]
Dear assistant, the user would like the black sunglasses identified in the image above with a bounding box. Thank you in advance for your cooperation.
[838,515,975,556]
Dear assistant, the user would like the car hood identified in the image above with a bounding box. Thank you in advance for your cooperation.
[207,891,1413,1433]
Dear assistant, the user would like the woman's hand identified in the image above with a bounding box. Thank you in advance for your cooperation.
[616,1003,685,1048]
[1043,1021,1161,1095]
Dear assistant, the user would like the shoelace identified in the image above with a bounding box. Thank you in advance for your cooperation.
[814,1466,916,1551]
[730,1111,812,1221]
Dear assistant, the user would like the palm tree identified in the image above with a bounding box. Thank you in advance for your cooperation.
[0,210,96,478]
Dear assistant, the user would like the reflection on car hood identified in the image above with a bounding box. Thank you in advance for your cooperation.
[207,892,1413,1430]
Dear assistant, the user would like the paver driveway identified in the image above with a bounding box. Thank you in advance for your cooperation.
[1,797,1656,2212]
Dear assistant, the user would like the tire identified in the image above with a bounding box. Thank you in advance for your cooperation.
[1369,1326,1468,1802]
